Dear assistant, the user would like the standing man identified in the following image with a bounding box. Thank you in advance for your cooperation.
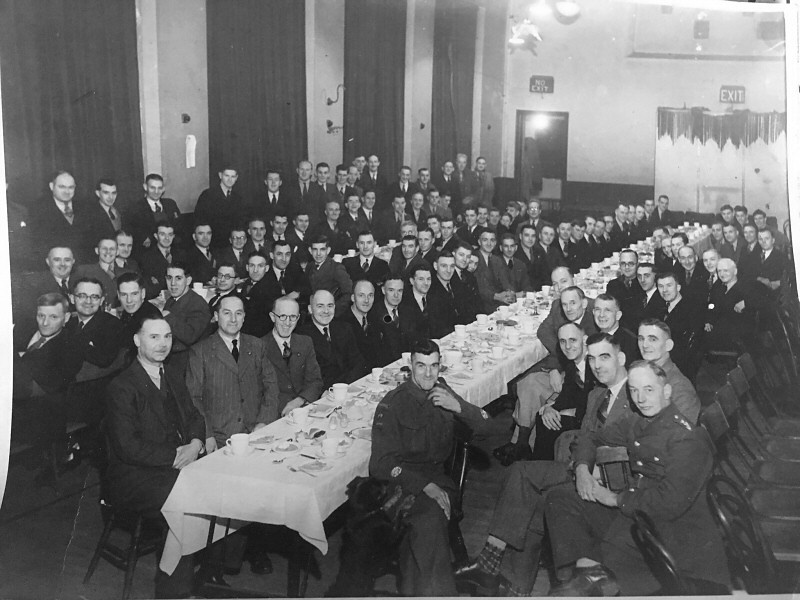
[257,168,291,222]
[287,160,325,224]
[298,290,367,388]
[360,155,387,208]
[140,224,184,299]
[30,171,91,262]
[265,297,325,415]
[87,178,124,241]
[720,222,744,266]
[161,263,212,376]
[336,279,385,369]
[127,173,182,258]
[216,227,249,279]
[117,272,162,363]
[370,339,492,596]
[305,235,354,317]
[194,166,247,249]
[469,156,495,207]
[286,210,313,266]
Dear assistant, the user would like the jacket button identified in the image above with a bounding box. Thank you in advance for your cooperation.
[636,460,643,466]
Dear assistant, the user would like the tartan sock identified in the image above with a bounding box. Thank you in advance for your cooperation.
[476,541,504,576]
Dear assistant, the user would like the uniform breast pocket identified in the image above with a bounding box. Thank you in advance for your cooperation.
[397,419,429,455]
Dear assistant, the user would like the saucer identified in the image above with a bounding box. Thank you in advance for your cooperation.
[223,446,255,457]
[314,447,346,460]
[300,461,333,472]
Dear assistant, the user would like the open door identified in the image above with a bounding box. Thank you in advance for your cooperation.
[515,110,569,211]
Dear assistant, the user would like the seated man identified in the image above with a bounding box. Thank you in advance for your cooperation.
[495,281,597,466]
[336,279,385,370]
[241,251,273,337]
[530,224,566,290]
[544,360,730,596]
[216,226,249,279]
[400,263,439,347]
[342,230,390,290]
[427,252,459,339]
[620,262,665,332]
[451,243,480,323]
[185,222,217,285]
[263,240,313,311]
[637,319,701,423]
[371,339,492,596]
[297,290,367,388]
[530,322,598,461]
[115,230,141,274]
[305,235,354,317]
[140,224,185,299]
[117,272,162,364]
[158,262,212,376]
[604,249,643,310]
[756,228,787,297]
[207,263,240,313]
[592,293,639,366]
[704,258,759,354]
[17,246,76,335]
[675,246,707,309]
[388,234,426,280]
[264,297,324,416]
[474,230,508,312]
[456,333,633,596]
[105,316,206,598]
[368,274,410,366]
[491,233,534,300]
[656,272,704,382]
[73,236,121,307]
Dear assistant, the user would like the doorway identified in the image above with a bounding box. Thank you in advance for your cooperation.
[515,110,569,211]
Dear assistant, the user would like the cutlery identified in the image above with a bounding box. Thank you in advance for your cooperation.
[300,453,317,460]
[288,466,316,477]
[272,456,288,463]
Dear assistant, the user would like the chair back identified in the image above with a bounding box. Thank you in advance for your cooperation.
[630,510,687,594]
[596,446,632,492]
[699,402,748,487]
[714,383,740,421]
[726,367,749,399]
[706,475,779,594]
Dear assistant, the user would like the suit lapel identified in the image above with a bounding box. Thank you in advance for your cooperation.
[133,362,172,432]
[212,334,239,374]
[237,335,254,377]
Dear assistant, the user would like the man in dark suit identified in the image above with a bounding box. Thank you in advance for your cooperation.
[737,224,761,283]
[29,171,93,262]
[701,249,725,303]
[358,155,389,209]
[298,290,367,387]
[514,223,537,283]
[85,178,124,243]
[569,220,591,271]
[338,193,367,247]
[400,263,443,347]
[242,217,270,257]
[72,236,120,307]
[474,230,507,312]
[140,224,185,299]
[704,259,760,353]
[358,189,379,234]
[438,217,460,254]
[369,274,410,365]
[720,223,744,266]
[126,173,182,258]
[240,251,273,337]
[427,253,460,339]
[605,249,644,310]
[309,200,351,256]
[451,244,481,322]
[206,264,241,313]
[216,227,249,279]
[656,272,704,382]
[261,240,312,312]
[13,293,84,472]
[530,224,567,291]
[253,168,292,223]
[432,160,460,207]
[193,167,248,249]
[554,219,576,266]
[114,231,141,275]
[608,203,633,252]
[185,222,217,285]
[284,160,325,225]
[375,195,408,245]
[756,228,787,296]
[514,199,547,239]
[285,211,313,267]
[265,297,324,415]
[493,233,534,299]
[621,263,666,332]
[342,231,390,289]
[405,192,428,229]
[417,228,440,265]
[385,165,415,207]
[336,279,386,369]
[457,207,487,249]
[675,246,707,308]
[410,167,434,198]
[105,316,206,598]
[455,333,632,596]
[648,194,673,229]
[161,262,212,375]
[328,164,358,208]
[592,293,639,367]
[305,235,353,317]
[389,235,427,280]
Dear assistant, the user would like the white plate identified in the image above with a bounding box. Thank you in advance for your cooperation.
[299,461,333,472]
[223,446,254,457]
[272,442,300,453]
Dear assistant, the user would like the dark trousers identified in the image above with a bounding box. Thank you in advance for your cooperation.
[398,493,457,596]
[544,485,660,595]
[531,415,580,461]
[489,461,573,592]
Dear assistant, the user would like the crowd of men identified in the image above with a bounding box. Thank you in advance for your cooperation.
[11,155,793,597]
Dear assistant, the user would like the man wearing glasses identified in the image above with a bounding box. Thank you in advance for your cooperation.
[217,227,249,278]
[265,297,324,416]
[208,264,240,312]
[605,249,643,309]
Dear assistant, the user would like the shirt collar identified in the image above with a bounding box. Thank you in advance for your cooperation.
[272,329,291,348]
[137,357,162,385]
[606,377,628,409]
[217,330,240,352]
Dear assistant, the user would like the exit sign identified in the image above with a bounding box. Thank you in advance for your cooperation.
[720,86,745,104]
[530,75,554,94]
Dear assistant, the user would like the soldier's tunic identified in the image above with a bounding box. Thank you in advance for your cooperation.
[545,402,731,595]
[370,377,490,596]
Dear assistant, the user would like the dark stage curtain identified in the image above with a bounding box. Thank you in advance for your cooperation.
[657,107,786,150]
[431,0,478,171]
[343,0,406,174]
[0,0,142,211]
[207,0,307,205]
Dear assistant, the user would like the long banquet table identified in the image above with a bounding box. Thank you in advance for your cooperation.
[160,226,712,590]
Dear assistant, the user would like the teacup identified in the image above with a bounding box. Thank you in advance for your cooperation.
[491,347,505,360]
[402,351,411,365]
[541,285,552,297]
[192,282,204,293]
[497,306,510,318]
[289,406,311,428]
[371,367,383,382]
[347,249,357,257]
[332,254,344,263]
[454,324,467,338]
[322,438,340,457]
[330,383,348,402]
[476,314,488,326]
[526,291,536,300]
[226,433,250,456]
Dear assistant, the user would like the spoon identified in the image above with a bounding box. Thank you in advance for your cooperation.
[288,466,316,477]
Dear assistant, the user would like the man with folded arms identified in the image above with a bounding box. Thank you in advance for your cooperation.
[456,333,631,596]
[265,297,324,416]
[186,295,279,580]
[105,316,206,598]
[544,360,730,596]
[371,339,492,596]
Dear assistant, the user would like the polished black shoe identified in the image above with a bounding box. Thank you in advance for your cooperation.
[549,564,619,596]
[195,569,230,589]
[493,442,515,464]
[249,553,273,575]
[499,444,533,467]
[454,561,500,594]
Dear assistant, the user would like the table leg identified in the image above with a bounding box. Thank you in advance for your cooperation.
[287,533,313,598]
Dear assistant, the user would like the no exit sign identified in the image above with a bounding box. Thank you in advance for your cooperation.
[530,76,554,94]
[720,86,745,104]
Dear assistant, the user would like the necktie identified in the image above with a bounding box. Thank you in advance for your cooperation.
[271,194,276,206]
[362,316,368,334]
[78,320,85,331]
[446,282,454,299]
[155,203,162,213]
[231,339,239,362]
[226,189,231,198]
[362,260,369,271]
[392,308,398,324]
[27,335,48,351]
[109,206,117,222]
[761,251,766,264]
[59,279,70,297]
[283,341,292,361]
[596,388,612,424]
[323,326,330,342]
[63,202,74,223]
[366,210,372,223]
[421,296,427,311]
[279,269,286,294]
[158,366,165,391]
[507,259,514,270]
[165,249,172,264]
[625,279,631,290]
[302,183,308,200]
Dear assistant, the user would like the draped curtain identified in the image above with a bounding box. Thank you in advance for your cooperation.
[207,0,307,204]
[0,0,142,208]
[343,0,406,173]
[430,0,478,171]
[657,107,786,149]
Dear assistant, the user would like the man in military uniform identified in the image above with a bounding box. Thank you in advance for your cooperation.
[545,360,730,596]
[370,339,492,596]
[455,332,632,596]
